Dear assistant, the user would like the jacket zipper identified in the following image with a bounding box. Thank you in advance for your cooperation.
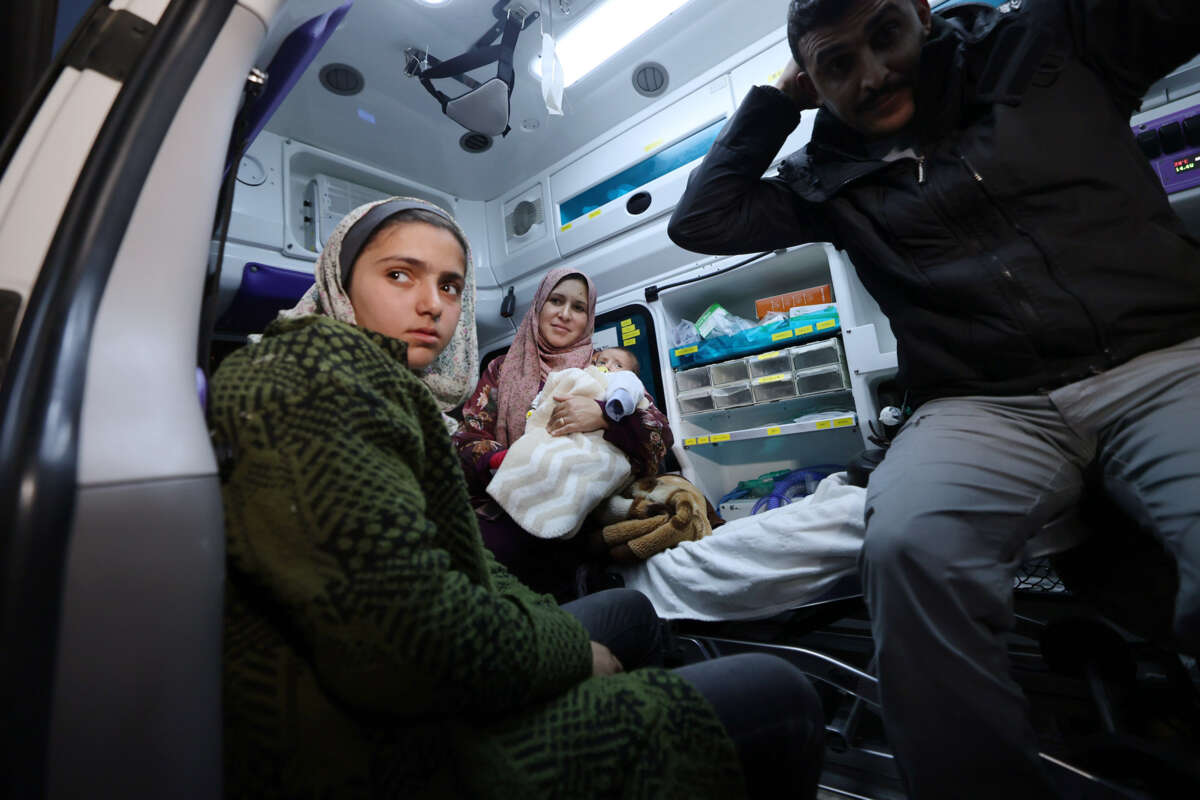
[917,151,1046,358]
[957,151,1112,365]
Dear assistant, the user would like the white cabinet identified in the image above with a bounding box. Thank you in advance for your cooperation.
[654,243,897,508]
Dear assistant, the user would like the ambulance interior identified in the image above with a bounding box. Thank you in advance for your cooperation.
[206,0,1200,792]
[4,0,1200,797]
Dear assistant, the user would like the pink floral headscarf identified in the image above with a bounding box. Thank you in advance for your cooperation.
[495,267,597,445]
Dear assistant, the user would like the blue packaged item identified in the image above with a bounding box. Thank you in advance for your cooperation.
[669,308,840,369]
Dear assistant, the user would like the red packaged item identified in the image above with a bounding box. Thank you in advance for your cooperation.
[754,284,833,319]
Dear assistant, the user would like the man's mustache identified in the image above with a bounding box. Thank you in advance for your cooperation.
[858,80,911,113]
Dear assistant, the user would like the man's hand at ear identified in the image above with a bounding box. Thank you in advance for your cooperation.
[774,58,820,111]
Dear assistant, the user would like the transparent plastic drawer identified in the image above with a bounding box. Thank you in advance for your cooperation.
[678,389,715,415]
[751,372,799,403]
[790,338,843,371]
[710,358,750,385]
[675,365,712,394]
[793,364,850,397]
[748,349,793,380]
[711,381,753,409]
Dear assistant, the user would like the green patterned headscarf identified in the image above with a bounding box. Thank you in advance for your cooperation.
[280,197,479,412]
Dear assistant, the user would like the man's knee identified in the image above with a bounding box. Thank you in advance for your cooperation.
[861,498,946,581]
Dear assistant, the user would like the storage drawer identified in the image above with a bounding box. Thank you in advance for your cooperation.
[710,358,750,385]
[794,364,850,396]
[748,349,793,380]
[675,365,712,394]
[711,381,753,409]
[790,338,843,371]
[751,372,799,403]
[678,389,715,415]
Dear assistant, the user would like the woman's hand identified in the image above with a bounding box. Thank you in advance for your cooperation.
[590,641,623,677]
[549,396,609,436]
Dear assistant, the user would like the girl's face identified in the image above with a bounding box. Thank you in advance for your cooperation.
[537,277,590,349]
[347,221,467,369]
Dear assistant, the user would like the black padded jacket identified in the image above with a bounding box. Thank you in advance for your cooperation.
[668,0,1200,406]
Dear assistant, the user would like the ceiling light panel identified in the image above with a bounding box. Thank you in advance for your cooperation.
[536,0,694,87]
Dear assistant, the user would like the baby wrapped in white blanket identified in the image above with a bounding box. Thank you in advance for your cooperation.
[486,349,647,540]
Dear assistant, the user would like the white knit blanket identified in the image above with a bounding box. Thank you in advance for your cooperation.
[615,473,866,620]
[487,367,633,540]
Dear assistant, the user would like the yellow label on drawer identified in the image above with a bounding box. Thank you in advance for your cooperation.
[766,426,782,436]
[644,138,665,153]
[561,223,573,231]
[710,433,731,443]
[755,374,788,384]
[794,325,814,335]
[588,209,603,219]
[815,420,833,430]
[833,416,855,427]
[622,338,637,346]
[696,436,710,445]
[757,350,783,360]
[621,319,634,328]
[674,345,699,356]
[816,319,836,331]
[684,438,698,447]
[771,330,794,342]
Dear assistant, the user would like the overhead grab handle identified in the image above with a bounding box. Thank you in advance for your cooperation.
[412,3,539,137]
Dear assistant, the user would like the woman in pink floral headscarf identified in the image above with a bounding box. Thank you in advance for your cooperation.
[453,268,672,600]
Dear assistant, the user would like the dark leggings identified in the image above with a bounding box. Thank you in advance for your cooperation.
[480,512,585,602]
[563,589,825,799]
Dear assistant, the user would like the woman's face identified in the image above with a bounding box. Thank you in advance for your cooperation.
[537,277,590,349]
[347,221,467,369]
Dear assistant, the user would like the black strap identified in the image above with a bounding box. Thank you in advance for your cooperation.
[495,11,520,91]
[417,11,522,130]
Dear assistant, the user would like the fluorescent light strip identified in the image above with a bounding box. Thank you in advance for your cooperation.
[536,0,693,87]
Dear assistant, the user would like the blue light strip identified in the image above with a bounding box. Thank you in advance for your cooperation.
[559,118,726,226]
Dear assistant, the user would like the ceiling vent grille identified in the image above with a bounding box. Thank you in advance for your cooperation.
[319,63,364,96]
[459,132,493,153]
[632,62,669,97]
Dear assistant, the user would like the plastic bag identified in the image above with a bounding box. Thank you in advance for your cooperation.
[672,319,702,347]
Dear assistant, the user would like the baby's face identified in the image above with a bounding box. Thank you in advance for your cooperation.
[593,350,634,373]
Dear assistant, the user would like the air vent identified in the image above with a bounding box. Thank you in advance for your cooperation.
[460,132,493,153]
[632,62,669,97]
[509,200,540,237]
[502,184,547,255]
[319,63,364,96]
[626,191,652,215]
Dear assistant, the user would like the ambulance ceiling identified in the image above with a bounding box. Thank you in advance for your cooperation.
[259,0,791,201]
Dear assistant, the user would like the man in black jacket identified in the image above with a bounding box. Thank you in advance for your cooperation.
[669,0,1200,797]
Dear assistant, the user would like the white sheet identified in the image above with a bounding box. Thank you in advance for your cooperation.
[615,473,866,621]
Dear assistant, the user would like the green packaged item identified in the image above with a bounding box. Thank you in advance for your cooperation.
[736,469,792,497]
[695,303,729,339]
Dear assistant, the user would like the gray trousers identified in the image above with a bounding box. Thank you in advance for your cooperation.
[861,335,1200,799]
